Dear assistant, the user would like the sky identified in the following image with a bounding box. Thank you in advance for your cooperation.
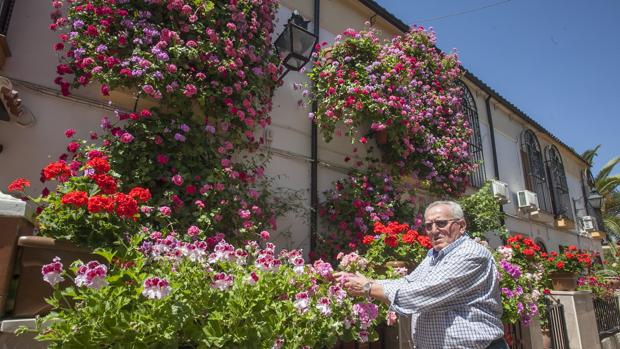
[376,0,620,176]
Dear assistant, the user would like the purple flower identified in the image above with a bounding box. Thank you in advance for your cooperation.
[41,257,64,287]
[142,277,171,299]
[174,133,186,142]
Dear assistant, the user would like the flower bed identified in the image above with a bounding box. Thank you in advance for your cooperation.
[28,233,382,348]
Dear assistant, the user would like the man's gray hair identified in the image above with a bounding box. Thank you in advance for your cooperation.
[425,200,464,220]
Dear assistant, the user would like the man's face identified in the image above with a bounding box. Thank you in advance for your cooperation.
[424,205,466,251]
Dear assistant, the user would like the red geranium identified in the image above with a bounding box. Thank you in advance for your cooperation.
[86,157,110,174]
[128,187,151,202]
[91,174,117,194]
[7,178,30,192]
[61,191,88,207]
[114,193,138,218]
[87,195,114,213]
[42,161,71,182]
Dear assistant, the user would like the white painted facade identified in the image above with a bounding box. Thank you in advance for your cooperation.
[0,0,601,256]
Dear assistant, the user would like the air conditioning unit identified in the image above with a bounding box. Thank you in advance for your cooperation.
[517,190,539,212]
[580,216,596,231]
[490,179,510,204]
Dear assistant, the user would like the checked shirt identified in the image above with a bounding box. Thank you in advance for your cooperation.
[377,235,503,349]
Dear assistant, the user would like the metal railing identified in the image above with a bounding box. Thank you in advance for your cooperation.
[593,296,620,339]
[546,297,570,349]
[504,322,524,349]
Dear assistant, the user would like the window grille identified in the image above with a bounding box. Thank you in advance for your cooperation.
[456,80,485,188]
[519,130,552,212]
[0,0,15,35]
[545,145,574,220]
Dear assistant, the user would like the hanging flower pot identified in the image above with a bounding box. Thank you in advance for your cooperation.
[374,129,388,145]
[549,272,578,291]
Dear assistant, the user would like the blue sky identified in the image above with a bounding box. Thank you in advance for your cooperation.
[376,0,620,175]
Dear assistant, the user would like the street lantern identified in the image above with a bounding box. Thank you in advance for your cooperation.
[274,10,318,80]
[587,188,604,209]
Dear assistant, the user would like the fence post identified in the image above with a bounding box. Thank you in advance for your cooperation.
[550,290,601,349]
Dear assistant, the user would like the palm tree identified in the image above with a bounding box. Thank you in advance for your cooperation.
[581,145,620,240]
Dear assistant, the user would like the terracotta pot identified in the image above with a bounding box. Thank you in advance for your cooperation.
[541,329,552,349]
[12,236,101,317]
[549,271,578,291]
[375,129,388,145]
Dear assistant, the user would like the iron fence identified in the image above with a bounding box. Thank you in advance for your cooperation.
[545,297,570,349]
[504,322,524,349]
[593,296,620,339]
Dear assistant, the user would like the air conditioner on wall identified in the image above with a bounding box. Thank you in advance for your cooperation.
[580,216,596,231]
[517,190,539,212]
[490,179,510,204]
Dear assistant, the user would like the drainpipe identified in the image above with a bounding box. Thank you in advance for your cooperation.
[310,0,320,256]
[485,95,505,227]
[485,95,499,180]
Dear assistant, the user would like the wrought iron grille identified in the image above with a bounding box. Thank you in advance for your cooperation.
[520,130,552,212]
[593,296,620,339]
[504,322,524,349]
[545,145,574,220]
[545,297,570,349]
[456,80,485,188]
[0,0,15,35]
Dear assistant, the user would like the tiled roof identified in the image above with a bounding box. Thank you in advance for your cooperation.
[357,0,590,167]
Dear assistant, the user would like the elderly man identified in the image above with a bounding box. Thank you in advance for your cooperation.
[337,200,506,349]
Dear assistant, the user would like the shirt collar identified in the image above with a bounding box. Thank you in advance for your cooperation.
[428,234,469,260]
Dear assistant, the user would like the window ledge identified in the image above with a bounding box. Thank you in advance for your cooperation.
[554,217,575,230]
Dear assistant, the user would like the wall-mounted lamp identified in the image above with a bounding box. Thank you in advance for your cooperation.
[273,10,318,81]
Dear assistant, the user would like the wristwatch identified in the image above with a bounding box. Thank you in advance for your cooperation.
[363,281,373,297]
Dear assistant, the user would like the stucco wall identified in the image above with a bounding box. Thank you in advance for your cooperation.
[0,0,600,256]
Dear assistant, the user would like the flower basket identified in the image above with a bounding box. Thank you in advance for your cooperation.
[549,272,578,291]
[374,129,388,145]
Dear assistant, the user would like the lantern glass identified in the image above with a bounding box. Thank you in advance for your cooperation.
[274,16,317,71]
[587,189,604,209]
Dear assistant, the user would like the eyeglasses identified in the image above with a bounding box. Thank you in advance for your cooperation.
[423,219,460,232]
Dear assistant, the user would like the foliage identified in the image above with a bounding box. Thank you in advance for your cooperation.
[361,221,431,268]
[577,275,616,299]
[315,167,421,263]
[21,146,144,249]
[50,0,281,144]
[29,233,384,348]
[544,245,593,275]
[102,108,305,244]
[307,26,473,195]
[494,235,549,325]
[459,182,504,239]
[581,146,620,241]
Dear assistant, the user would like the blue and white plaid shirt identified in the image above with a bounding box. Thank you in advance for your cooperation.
[377,235,503,349]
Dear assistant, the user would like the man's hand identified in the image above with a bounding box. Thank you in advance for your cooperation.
[334,271,372,297]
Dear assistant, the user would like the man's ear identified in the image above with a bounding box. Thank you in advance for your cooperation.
[458,219,467,233]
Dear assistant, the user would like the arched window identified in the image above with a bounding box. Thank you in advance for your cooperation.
[545,145,573,220]
[520,130,552,212]
[456,80,485,188]
[535,239,548,253]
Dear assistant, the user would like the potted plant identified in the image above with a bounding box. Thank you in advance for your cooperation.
[315,168,421,263]
[494,237,548,326]
[361,221,431,275]
[20,231,384,348]
[544,246,592,291]
[308,26,473,195]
